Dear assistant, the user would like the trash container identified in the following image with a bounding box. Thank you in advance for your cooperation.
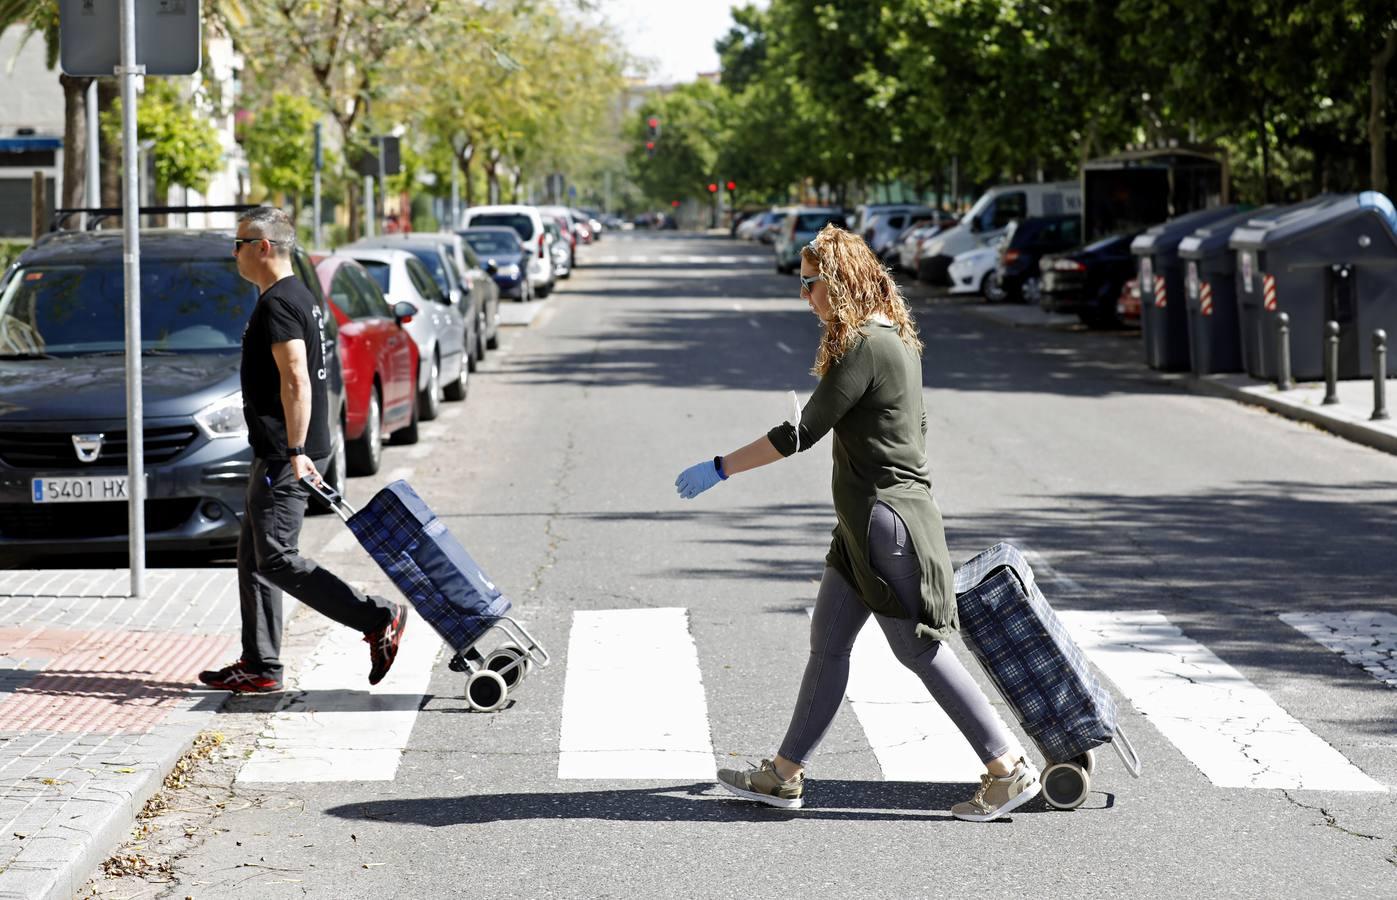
[1132,205,1244,371]
[1229,192,1397,380]
[1177,207,1266,374]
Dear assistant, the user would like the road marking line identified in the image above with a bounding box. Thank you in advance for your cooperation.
[809,609,1026,782]
[1281,611,1397,689]
[776,341,794,355]
[1009,541,1087,595]
[1059,610,1386,791]
[236,607,442,783]
[558,608,715,779]
[748,318,761,329]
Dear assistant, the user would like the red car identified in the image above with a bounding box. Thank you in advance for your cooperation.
[313,254,420,475]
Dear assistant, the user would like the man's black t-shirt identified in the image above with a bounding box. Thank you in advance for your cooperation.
[240,275,331,460]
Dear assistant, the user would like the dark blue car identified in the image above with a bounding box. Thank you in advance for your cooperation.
[459,226,533,302]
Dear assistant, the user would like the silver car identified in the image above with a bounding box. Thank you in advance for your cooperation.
[335,247,470,420]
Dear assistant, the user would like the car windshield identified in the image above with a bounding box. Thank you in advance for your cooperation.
[360,260,391,294]
[469,213,534,241]
[796,213,845,232]
[405,248,451,294]
[463,232,521,257]
[0,260,252,356]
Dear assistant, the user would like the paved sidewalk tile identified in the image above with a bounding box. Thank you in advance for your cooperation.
[1194,374,1397,456]
[0,569,249,900]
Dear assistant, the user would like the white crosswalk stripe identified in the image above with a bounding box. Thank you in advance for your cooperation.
[557,608,716,779]
[1280,611,1397,689]
[585,254,766,266]
[1059,610,1386,792]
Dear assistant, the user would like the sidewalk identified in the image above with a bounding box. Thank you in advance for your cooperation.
[0,569,285,900]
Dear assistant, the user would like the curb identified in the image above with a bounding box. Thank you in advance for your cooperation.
[1188,375,1397,457]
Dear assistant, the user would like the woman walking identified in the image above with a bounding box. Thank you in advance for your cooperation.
[674,226,1040,822]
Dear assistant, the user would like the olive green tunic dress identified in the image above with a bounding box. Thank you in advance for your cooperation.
[767,322,958,641]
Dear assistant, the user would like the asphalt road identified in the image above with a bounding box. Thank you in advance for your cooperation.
[87,232,1397,899]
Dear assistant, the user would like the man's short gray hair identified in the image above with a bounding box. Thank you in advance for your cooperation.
[237,206,296,258]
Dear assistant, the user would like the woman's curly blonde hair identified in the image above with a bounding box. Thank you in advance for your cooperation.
[802,223,923,375]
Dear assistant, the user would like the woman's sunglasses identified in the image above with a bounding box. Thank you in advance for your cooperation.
[799,273,823,296]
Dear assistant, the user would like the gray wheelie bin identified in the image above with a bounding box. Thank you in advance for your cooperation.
[1132,205,1244,371]
[1229,192,1397,380]
[1177,207,1267,374]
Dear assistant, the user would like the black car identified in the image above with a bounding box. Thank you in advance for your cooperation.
[459,227,532,302]
[986,214,1083,303]
[0,229,347,558]
[1038,232,1141,328]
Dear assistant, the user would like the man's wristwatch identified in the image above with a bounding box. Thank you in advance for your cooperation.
[287,446,306,458]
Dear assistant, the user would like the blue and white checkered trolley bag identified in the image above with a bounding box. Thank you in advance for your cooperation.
[954,542,1140,809]
[308,478,549,712]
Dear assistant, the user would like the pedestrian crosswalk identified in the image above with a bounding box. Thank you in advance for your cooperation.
[233,604,1393,793]
[584,254,767,266]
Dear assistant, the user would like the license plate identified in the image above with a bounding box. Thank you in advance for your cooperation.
[32,476,131,503]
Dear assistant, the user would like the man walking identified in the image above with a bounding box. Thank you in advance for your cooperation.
[199,207,406,693]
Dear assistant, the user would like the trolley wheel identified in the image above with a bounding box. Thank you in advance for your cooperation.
[1041,761,1090,810]
[1073,749,1096,775]
[448,646,485,673]
[465,669,509,712]
[485,644,530,689]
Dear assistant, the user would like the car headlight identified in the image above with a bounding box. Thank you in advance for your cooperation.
[497,264,521,278]
[195,391,248,439]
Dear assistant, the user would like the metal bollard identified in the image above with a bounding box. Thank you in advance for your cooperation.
[1276,312,1293,391]
[1322,321,1340,405]
[1374,329,1390,421]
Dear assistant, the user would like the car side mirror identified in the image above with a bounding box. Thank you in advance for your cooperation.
[393,301,417,325]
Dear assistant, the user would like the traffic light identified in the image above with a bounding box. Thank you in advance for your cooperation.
[647,116,661,140]
[671,200,681,208]
[645,140,655,158]
[726,181,736,191]
[708,183,718,193]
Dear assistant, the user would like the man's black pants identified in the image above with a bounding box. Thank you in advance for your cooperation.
[237,457,394,680]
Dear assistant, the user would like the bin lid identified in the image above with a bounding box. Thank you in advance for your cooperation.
[1178,207,1269,260]
[1130,204,1244,256]
[1228,193,1351,250]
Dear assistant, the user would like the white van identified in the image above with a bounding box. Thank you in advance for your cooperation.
[919,182,1081,285]
[462,204,554,297]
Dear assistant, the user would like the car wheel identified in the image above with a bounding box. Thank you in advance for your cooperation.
[444,344,469,402]
[486,320,500,350]
[418,354,442,421]
[1021,275,1042,305]
[983,270,1005,303]
[308,419,349,515]
[389,387,420,445]
[346,387,383,476]
[537,281,552,298]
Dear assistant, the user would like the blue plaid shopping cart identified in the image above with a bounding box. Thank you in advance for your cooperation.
[306,477,549,711]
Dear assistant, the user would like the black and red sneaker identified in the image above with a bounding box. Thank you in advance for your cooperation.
[197,659,282,693]
[366,602,408,685]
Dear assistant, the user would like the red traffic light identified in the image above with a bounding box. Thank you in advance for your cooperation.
[647,117,659,128]
[645,141,655,150]
[708,183,718,193]
[671,200,681,207]
[726,181,736,191]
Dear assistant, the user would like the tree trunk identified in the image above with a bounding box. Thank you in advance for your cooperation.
[457,143,475,209]
[1370,28,1397,193]
[347,178,361,243]
[59,75,92,210]
[1258,100,1272,203]
[98,80,121,222]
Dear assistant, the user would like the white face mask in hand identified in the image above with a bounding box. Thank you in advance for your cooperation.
[790,390,803,453]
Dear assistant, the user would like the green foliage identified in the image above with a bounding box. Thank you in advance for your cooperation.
[241,94,323,204]
[102,79,224,195]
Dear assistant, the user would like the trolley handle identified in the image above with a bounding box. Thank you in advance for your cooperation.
[301,475,357,522]
[1112,724,1142,778]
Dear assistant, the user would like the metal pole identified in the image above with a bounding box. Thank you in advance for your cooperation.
[1276,311,1293,391]
[1322,320,1340,405]
[376,136,386,232]
[450,162,459,230]
[312,122,322,248]
[118,0,145,598]
[1373,329,1390,421]
[85,79,99,220]
[363,175,374,238]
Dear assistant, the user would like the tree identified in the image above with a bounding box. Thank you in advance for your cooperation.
[102,78,223,200]
[240,93,322,221]
[627,81,726,206]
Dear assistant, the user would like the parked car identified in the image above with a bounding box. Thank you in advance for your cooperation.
[461,204,554,297]
[898,215,958,274]
[460,226,533,302]
[920,182,1082,285]
[1117,277,1142,325]
[346,233,494,370]
[947,243,1002,297]
[539,205,580,258]
[0,228,346,556]
[865,206,937,260]
[985,214,1083,303]
[1038,232,1141,328]
[542,218,572,279]
[336,247,470,419]
[313,254,419,476]
[735,210,771,241]
[774,207,848,273]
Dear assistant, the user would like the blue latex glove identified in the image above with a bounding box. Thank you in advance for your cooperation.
[675,459,723,499]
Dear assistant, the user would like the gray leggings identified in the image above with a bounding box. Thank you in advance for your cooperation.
[778,501,1013,767]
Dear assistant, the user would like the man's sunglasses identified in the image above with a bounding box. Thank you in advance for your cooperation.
[799,273,823,295]
[233,237,281,251]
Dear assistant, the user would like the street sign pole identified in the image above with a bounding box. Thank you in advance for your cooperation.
[363,175,374,237]
[118,0,145,598]
[85,79,99,220]
[450,164,459,230]
[312,122,322,247]
[377,136,386,231]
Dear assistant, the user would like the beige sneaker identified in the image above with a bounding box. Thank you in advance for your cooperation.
[951,757,1041,822]
[716,759,804,809]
